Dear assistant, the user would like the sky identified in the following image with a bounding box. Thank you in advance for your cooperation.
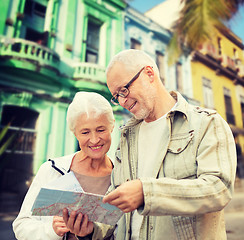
[129,0,244,43]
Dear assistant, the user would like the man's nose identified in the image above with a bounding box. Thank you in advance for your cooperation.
[119,97,127,107]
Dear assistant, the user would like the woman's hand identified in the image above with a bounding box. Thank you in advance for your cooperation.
[52,216,69,237]
[63,208,94,237]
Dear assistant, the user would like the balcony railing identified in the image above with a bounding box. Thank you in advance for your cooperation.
[237,65,244,78]
[0,125,36,154]
[72,62,106,84]
[221,55,236,71]
[201,43,220,61]
[0,36,60,69]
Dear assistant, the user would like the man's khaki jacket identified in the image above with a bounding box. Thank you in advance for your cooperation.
[106,92,236,240]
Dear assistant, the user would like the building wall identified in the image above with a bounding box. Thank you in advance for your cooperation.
[0,0,126,205]
[191,60,241,117]
[125,6,195,104]
[191,30,244,153]
[145,0,184,30]
[2,0,243,208]
[144,0,244,160]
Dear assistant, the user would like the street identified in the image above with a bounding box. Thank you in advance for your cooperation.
[225,178,244,240]
[1,179,244,240]
[0,211,17,240]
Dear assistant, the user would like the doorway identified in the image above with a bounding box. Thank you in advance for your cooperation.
[0,105,39,212]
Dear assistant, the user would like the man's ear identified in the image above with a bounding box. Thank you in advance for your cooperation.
[145,66,154,82]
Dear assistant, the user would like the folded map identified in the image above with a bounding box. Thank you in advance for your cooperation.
[31,172,123,225]
[31,188,123,225]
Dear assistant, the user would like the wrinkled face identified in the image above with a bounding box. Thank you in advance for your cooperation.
[107,63,156,121]
[74,113,113,160]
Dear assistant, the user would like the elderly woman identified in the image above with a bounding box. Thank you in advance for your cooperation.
[13,92,115,240]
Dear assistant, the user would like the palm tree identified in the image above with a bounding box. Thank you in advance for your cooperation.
[167,0,244,64]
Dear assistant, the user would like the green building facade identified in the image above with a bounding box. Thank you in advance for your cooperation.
[0,0,126,209]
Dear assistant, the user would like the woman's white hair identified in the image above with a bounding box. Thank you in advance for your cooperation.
[106,49,160,77]
[67,92,114,134]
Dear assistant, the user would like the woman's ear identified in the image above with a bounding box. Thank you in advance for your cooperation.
[73,127,78,138]
[111,120,115,132]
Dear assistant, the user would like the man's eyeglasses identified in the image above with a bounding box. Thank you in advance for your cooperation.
[110,66,146,105]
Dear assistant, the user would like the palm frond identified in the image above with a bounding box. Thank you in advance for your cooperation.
[0,123,11,142]
[167,33,182,65]
[0,134,16,156]
[167,0,243,64]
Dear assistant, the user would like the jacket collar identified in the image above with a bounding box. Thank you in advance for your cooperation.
[48,152,77,175]
[169,91,189,120]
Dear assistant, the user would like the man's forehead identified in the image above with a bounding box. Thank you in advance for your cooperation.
[110,62,125,73]
[107,77,123,94]
[107,62,139,93]
[107,64,126,84]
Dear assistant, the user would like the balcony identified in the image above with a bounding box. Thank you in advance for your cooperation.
[0,125,36,155]
[235,59,244,78]
[221,55,236,72]
[237,65,244,78]
[193,51,244,86]
[201,43,220,61]
[0,36,60,73]
[71,62,110,93]
[72,62,106,84]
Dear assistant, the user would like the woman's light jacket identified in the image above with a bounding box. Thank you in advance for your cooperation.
[13,153,114,240]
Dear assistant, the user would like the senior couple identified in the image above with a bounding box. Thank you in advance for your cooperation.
[13,50,237,240]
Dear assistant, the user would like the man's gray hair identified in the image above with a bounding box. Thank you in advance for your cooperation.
[67,92,114,133]
[106,49,160,77]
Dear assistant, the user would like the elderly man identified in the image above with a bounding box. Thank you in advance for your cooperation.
[103,49,236,240]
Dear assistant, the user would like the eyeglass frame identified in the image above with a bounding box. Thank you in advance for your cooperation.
[110,66,149,105]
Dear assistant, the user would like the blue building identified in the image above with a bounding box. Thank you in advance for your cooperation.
[125,6,199,105]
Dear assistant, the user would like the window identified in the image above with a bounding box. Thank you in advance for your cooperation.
[130,38,141,50]
[24,0,33,16]
[25,28,47,45]
[23,0,47,44]
[224,88,235,125]
[233,48,237,58]
[233,48,240,65]
[86,20,101,64]
[24,0,46,18]
[202,77,214,109]
[176,62,183,92]
[217,37,222,55]
[156,51,165,84]
[0,105,38,211]
[240,96,244,127]
[34,2,46,17]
